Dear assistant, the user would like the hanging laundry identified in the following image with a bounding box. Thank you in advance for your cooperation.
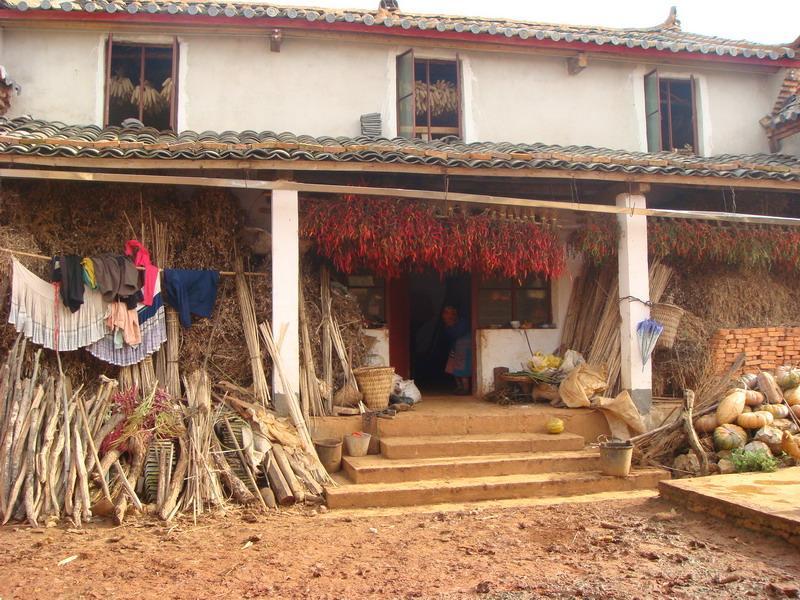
[81,257,97,289]
[9,258,107,352]
[87,276,167,367]
[106,301,141,347]
[91,254,140,303]
[50,254,84,313]
[125,239,158,306]
[163,269,220,328]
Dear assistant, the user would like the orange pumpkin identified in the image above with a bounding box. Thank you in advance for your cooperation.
[693,414,718,434]
[736,411,773,430]
[761,404,790,419]
[744,390,765,406]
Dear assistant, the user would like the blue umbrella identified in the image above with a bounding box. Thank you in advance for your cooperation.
[636,318,664,369]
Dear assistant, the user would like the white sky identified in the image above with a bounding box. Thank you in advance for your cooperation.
[269,0,799,45]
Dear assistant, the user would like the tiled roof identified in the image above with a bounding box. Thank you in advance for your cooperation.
[0,117,798,182]
[0,1,796,62]
[767,70,800,128]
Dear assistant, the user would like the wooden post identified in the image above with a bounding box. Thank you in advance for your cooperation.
[272,444,305,504]
[264,450,294,506]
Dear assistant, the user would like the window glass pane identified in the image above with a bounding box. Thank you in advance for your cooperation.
[108,43,173,129]
[396,50,415,99]
[480,276,510,289]
[515,289,550,326]
[398,95,415,139]
[478,289,512,327]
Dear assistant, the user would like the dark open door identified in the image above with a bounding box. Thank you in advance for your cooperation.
[387,275,410,378]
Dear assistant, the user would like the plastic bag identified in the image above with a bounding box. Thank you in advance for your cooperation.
[592,391,646,440]
[558,363,607,408]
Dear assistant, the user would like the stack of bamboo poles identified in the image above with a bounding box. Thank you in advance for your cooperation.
[235,257,270,410]
[0,337,123,527]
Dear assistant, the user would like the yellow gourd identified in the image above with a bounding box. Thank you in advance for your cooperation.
[546,418,565,435]
[784,386,800,407]
[693,414,718,434]
[716,390,746,425]
[744,390,765,406]
[736,410,773,430]
[761,404,790,419]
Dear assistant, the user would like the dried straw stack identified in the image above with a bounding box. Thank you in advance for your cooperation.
[235,257,270,409]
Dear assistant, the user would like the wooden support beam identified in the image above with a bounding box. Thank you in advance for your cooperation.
[1,167,799,226]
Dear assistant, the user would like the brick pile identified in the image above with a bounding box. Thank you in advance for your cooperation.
[709,327,800,373]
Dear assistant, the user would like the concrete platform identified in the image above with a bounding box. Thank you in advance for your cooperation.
[660,468,800,546]
[380,432,585,459]
[327,468,668,509]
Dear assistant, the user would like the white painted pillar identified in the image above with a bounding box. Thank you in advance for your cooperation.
[271,189,300,416]
[616,193,652,414]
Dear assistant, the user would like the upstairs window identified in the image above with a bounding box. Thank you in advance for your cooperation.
[105,37,178,130]
[477,276,552,329]
[397,50,462,141]
[645,71,698,153]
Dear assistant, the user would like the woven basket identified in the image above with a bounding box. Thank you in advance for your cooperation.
[353,366,395,410]
[651,303,685,350]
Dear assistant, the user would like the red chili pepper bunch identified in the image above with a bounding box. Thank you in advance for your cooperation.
[567,219,620,265]
[648,220,800,272]
[301,195,566,280]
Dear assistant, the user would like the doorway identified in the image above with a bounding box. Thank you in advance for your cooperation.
[408,270,472,394]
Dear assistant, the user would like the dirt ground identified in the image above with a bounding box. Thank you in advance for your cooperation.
[0,495,798,600]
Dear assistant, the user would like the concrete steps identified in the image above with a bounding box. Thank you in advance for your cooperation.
[326,469,669,509]
[343,449,602,484]
[380,432,586,459]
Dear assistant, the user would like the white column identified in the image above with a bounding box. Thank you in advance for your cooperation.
[271,189,300,417]
[616,193,652,414]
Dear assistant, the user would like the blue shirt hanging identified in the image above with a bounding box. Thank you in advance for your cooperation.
[163,269,220,328]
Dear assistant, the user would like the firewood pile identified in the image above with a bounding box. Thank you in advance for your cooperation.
[0,333,331,528]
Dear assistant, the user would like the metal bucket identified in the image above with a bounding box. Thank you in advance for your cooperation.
[314,438,343,474]
[599,439,634,477]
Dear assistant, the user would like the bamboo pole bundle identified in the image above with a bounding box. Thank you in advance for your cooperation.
[300,285,325,418]
[320,266,334,414]
[235,257,270,410]
[164,308,181,399]
[258,321,332,485]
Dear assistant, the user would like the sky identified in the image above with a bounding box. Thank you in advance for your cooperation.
[269,0,799,45]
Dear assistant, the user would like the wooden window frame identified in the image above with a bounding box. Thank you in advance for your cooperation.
[104,35,179,130]
[644,71,699,153]
[396,52,462,140]
[476,276,553,329]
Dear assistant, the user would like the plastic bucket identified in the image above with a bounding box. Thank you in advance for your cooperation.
[344,432,372,457]
[314,438,343,474]
[599,440,634,477]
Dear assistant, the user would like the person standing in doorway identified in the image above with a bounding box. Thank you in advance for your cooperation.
[442,305,472,395]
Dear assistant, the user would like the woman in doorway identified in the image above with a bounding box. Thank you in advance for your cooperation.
[442,305,472,395]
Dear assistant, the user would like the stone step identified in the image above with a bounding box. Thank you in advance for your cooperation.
[343,450,602,484]
[325,469,669,509]
[376,408,608,440]
[380,432,585,460]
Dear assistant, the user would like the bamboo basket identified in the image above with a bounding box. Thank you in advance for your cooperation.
[650,303,685,350]
[353,366,395,410]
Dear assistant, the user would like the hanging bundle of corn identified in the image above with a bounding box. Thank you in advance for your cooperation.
[109,73,135,103]
[131,80,165,115]
[160,77,174,103]
[415,79,458,117]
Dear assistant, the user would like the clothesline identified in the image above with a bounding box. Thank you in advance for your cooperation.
[1,248,267,277]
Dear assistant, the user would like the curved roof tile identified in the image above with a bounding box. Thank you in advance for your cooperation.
[0,116,798,181]
[0,1,796,61]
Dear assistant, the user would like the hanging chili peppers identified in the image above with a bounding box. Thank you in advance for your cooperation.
[301,195,566,280]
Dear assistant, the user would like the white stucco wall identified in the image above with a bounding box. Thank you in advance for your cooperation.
[179,34,396,137]
[3,28,103,124]
[363,328,390,367]
[1,27,779,156]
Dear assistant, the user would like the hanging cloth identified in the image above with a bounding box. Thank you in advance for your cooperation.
[163,269,220,328]
[50,254,85,313]
[9,258,107,351]
[87,276,166,367]
[81,257,97,289]
[91,254,140,303]
[125,239,158,306]
[106,301,141,347]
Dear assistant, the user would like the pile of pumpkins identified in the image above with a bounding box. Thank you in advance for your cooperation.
[693,367,800,463]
